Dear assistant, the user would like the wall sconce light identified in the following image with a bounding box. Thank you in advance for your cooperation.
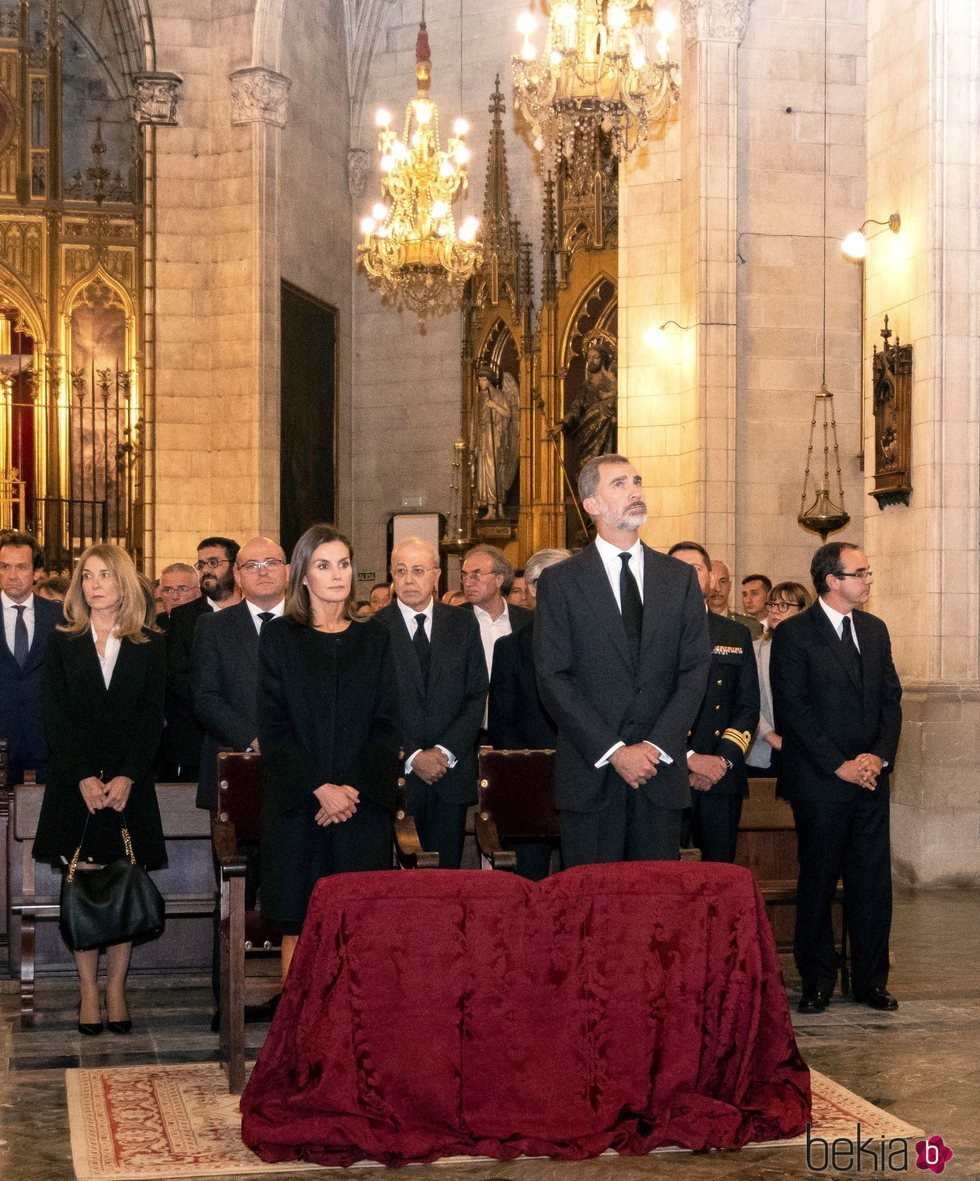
[841,212,901,261]
[644,320,691,349]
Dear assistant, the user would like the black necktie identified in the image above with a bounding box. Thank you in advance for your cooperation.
[618,552,643,654]
[413,613,430,681]
[839,615,862,680]
[13,604,28,668]
[257,611,274,631]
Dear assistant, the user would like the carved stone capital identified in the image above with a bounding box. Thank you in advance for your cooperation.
[229,67,291,128]
[133,71,183,126]
[347,148,371,200]
[680,0,751,43]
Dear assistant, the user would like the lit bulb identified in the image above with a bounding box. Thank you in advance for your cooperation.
[414,99,433,124]
[391,141,407,160]
[522,40,538,61]
[655,9,677,37]
[375,108,392,127]
[360,216,376,235]
[607,5,629,31]
[454,144,471,164]
[372,203,388,221]
[632,45,647,69]
[453,117,470,137]
[516,11,537,36]
[380,154,395,172]
[555,3,576,27]
[533,134,546,152]
[549,49,563,66]
[656,37,669,58]
[841,230,868,261]
[459,215,480,242]
[431,200,449,219]
[644,325,667,349]
[440,158,456,178]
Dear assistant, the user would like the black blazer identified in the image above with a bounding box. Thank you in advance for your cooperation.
[32,627,167,868]
[376,601,488,805]
[534,543,711,812]
[770,602,902,804]
[487,617,556,750]
[162,596,211,771]
[0,593,64,782]
[686,612,760,797]
[192,600,264,810]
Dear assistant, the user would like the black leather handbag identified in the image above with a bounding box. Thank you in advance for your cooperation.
[59,814,165,952]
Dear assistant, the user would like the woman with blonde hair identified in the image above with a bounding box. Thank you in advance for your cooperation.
[257,523,400,979]
[32,543,166,1035]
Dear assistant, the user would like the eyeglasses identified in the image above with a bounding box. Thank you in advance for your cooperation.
[460,568,494,582]
[195,557,230,571]
[160,584,196,595]
[837,569,873,580]
[765,600,801,614]
[393,565,437,579]
[237,558,286,573]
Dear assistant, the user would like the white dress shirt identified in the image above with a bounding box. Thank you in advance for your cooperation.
[2,590,35,653]
[397,597,456,773]
[245,598,285,634]
[91,624,122,689]
[819,598,861,652]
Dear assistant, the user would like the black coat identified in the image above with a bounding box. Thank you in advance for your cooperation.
[686,612,760,797]
[535,543,711,813]
[32,627,166,868]
[161,596,211,773]
[0,593,64,783]
[192,600,262,810]
[376,601,487,804]
[770,603,902,803]
[487,617,557,750]
[256,616,401,925]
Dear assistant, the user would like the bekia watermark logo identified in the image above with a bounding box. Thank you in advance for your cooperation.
[806,1124,954,1173]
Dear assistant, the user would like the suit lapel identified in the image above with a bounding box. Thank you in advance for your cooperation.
[573,543,635,670]
[811,604,863,692]
[387,604,426,699]
[639,544,667,661]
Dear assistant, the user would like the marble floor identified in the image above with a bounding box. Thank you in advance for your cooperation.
[1,888,977,1181]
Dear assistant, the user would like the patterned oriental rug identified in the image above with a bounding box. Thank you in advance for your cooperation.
[66,1063,924,1181]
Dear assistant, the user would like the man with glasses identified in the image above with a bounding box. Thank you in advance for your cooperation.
[160,537,241,781]
[155,562,200,629]
[459,544,533,684]
[771,542,903,1015]
[376,537,487,868]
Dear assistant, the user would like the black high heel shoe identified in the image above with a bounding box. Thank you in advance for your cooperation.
[106,1018,132,1035]
[78,1005,103,1036]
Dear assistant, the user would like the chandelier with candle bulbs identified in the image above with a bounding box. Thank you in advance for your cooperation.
[512,1,680,161]
[357,17,482,324]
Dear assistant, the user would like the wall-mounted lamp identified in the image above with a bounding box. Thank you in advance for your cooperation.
[841,212,901,261]
[644,320,691,349]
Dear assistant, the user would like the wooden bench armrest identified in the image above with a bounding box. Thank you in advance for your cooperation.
[394,807,440,869]
[474,811,517,872]
[211,819,247,877]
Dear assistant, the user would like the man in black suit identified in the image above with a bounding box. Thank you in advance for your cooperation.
[377,537,487,869]
[668,542,759,863]
[0,531,63,784]
[459,544,533,689]
[535,455,711,866]
[487,546,570,879]
[771,541,903,1014]
[160,536,240,780]
[155,562,200,631]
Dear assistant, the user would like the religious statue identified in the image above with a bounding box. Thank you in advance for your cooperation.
[549,339,617,464]
[471,364,519,518]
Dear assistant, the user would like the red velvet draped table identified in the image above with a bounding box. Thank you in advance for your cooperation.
[241,862,810,1167]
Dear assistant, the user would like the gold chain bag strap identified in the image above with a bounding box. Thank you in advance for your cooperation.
[60,809,165,951]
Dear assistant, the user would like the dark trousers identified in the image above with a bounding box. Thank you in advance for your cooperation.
[791,789,892,997]
[689,791,744,863]
[503,838,558,881]
[405,780,468,870]
[560,781,683,867]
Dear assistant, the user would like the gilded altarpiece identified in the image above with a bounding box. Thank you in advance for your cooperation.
[0,1,144,568]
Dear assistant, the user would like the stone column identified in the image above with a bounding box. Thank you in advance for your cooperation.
[864,0,980,885]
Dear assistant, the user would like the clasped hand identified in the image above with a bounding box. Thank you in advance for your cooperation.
[610,743,660,790]
[412,747,449,785]
[313,782,359,826]
[79,775,133,813]
[836,753,883,790]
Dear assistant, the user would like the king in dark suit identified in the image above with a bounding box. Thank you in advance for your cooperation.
[377,537,487,869]
[771,542,903,1013]
[0,532,64,784]
[534,456,711,866]
[668,542,759,863]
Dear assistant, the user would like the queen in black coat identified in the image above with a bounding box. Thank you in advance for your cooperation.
[257,525,400,973]
[31,543,166,1034]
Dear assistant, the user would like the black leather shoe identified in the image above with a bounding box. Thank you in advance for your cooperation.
[856,986,898,1011]
[798,990,831,1013]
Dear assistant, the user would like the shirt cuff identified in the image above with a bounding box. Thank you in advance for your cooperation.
[595,741,624,768]
[435,744,457,768]
[404,749,423,774]
[645,741,673,765]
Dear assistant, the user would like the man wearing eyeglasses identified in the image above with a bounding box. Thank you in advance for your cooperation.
[154,562,200,630]
[160,537,241,781]
[376,537,487,868]
[770,541,903,1016]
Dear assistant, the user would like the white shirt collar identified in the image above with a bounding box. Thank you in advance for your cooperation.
[397,597,433,627]
[472,599,510,626]
[1,589,34,613]
[245,598,285,630]
[819,597,856,638]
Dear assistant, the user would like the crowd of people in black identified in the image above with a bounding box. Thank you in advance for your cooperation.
[0,452,903,1030]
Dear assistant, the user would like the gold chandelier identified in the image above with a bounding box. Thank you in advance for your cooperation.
[357,17,482,325]
[512,1,680,161]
